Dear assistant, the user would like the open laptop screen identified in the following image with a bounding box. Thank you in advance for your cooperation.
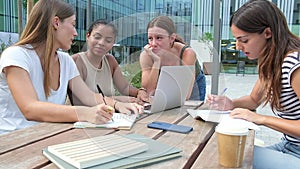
[144,65,195,114]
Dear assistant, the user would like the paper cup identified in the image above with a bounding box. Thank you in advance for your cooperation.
[215,124,248,168]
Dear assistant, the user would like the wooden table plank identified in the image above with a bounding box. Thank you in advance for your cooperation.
[0,123,73,155]
[117,106,189,137]
[191,130,255,169]
[0,107,191,168]
[0,104,255,169]
[41,108,190,169]
[0,125,116,168]
[142,113,216,169]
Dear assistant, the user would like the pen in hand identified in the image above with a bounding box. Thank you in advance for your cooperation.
[97,84,107,104]
[220,88,228,96]
[209,88,228,110]
[96,84,114,122]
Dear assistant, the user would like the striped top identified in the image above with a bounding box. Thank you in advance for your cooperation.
[275,51,300,144]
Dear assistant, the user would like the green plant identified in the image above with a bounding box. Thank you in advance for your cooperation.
[199,32,213,42]
[199,32,214,61]
[0,35,14,55]
[120,61,142,88]
[130,71,142,88]
[22,0,39,7]
[0,42,6,53]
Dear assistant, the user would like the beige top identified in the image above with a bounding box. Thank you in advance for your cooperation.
[71,52,115,106]
[79,52,115,96]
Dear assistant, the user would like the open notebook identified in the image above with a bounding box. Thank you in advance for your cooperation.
[73,113,137,130]
[187,109,259,130]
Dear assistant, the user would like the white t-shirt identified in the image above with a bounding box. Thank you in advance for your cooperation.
[0,45,79,134]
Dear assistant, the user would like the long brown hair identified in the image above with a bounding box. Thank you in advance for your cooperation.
[16,0,75,97]
[230,0,300,111]
[147,15,186,45]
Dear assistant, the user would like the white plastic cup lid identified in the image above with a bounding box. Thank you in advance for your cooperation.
[215,123,249,136]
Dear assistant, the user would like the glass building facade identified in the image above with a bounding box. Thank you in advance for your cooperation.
[0,0,20,51]
[64,0,193,62]
[1,0,300,65]
[193,0,300,38]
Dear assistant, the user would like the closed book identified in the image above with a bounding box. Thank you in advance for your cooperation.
[43,134,182,169]
[46,134,148,168]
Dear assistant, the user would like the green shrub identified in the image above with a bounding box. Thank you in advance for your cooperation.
[120,61,142,88]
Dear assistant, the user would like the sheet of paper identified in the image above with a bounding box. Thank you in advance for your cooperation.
[187,109,230,121]
[73,113,137,129]
[184,100,203,106]
[187,109,259,130]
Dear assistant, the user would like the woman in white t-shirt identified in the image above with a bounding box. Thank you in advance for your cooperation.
[0,0,142,135]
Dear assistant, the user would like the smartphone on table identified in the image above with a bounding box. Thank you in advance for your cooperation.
[147,121,193,134]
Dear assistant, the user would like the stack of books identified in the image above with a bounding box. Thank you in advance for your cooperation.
[43,134,182,169]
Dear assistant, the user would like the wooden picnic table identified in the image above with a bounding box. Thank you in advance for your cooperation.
[0,103,254,168]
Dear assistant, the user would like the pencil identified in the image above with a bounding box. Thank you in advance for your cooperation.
[97,84,114,122]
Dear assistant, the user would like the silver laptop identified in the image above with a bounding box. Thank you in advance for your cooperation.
[144,65,195,114]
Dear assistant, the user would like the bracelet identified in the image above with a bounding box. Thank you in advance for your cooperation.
[113,101,118,109]
[137,88,147,97]
[138,87,147,92]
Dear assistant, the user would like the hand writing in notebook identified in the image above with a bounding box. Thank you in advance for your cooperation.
[97,84,114,122]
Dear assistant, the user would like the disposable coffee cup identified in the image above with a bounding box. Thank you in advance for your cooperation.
[215,123,248,168]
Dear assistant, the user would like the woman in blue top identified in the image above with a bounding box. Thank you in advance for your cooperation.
[139,15,206,101]
[207,0,300,168]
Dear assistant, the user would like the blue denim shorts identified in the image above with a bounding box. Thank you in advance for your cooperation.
[189,70,206,101]
[267,138,300,158]
[253,139,300,169]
